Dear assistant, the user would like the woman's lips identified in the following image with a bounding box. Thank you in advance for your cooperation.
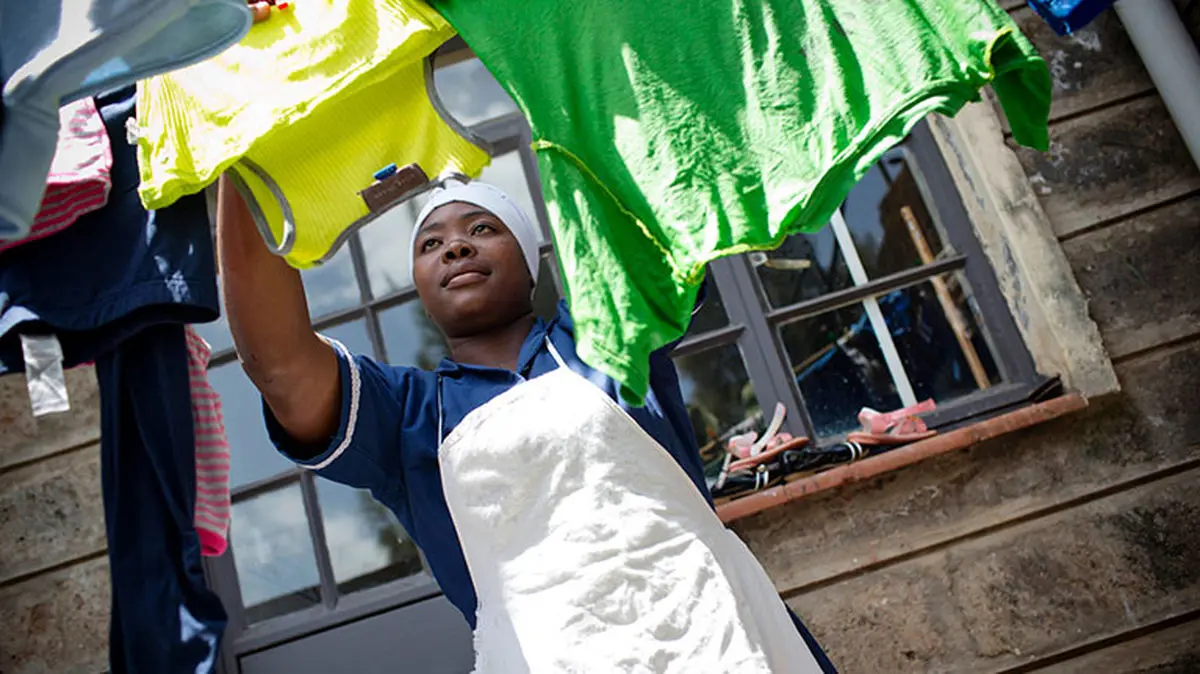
[445,271,489,289]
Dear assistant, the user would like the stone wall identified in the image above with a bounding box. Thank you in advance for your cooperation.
[733,3,1200,671]
[0,369,109,674]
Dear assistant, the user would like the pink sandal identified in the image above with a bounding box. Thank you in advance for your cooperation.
[847,399,937,446]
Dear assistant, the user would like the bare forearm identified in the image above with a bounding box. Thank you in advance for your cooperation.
[215,176,339,443]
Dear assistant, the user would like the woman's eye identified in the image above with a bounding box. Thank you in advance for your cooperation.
[421,239,440,252]
[472,222,494,235]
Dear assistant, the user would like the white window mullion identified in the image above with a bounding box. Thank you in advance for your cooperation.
[828,209,919,407]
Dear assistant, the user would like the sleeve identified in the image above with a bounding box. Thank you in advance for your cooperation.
[262,337,409,496]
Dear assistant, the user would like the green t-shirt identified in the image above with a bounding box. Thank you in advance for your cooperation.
[433,0,1050,404]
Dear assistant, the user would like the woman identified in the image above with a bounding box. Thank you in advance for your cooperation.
[217,175,835,672]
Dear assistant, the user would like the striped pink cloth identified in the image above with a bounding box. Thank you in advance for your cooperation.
[0,98,112,254]
[186,326,231,557]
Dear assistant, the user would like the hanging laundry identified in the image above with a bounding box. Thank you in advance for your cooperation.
[0,0,251,241]
[0,99,112,255]
[97,322,229,673]
[136,0,491,268]
[1027,0,1117,35]
[186,325,232,558]
[433,0,1052,404]
[0,86,226,673]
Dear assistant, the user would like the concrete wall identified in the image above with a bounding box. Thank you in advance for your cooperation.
[0,369,109,674]
[733,3,1200,672]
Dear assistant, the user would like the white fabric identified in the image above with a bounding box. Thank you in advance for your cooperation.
[438,344,822,673]
[409,179,541,287]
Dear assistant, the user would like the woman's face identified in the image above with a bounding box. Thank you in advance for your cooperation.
[411,201,534,338]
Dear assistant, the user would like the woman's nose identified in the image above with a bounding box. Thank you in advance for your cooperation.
[442,240,477,262]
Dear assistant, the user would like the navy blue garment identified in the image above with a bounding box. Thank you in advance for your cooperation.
[97,323,228,673]
[267,299,836,671]
[0,86,218,373]
[1027,0,1115,35]
[0,85,225,673]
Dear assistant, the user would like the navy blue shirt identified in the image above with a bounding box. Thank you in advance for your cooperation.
[266,300,710,627]
[0,85,217,373]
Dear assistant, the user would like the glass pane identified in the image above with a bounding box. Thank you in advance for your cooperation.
[359,199,421,299]
[314,480,425,596]
[672,343,761,484]
[208,362,295,488]
[780,303,903,439]
[477,151,543,242]
[891,274,1001,402]
[320,318,375,360]
[841,156,947,280]
[379,300,446,369]
[431,55,519,127]
[780,274,1003,439]
[192,278,233,353]
[686,273,729,337]
[232,485,321,623]
[301,243,361,319]
[755,226,853,308]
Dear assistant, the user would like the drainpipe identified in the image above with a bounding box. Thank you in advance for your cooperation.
[1114,0,1200,172]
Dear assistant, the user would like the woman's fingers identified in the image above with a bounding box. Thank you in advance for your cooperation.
[249,1,271,23]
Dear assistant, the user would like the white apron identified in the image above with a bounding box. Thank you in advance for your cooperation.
[438,341,822,673]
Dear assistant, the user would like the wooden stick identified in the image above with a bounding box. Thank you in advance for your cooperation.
[900,206,991,390]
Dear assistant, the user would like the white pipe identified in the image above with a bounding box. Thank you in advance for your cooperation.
[1114,0,1200,172]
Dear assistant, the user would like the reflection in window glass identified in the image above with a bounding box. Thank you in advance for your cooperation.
[893,274,1000,403]
[232,485,321,623]
[672,344,761,483]
[841,156,946,281]
[780,276,1002,439]
[755,227,852,309]
[315,480,425,596]
[301,243,360,319]
[320,319,375,361]
[208,362,295,488]
[755,151,949,310]
[379,301,445,370]
[192,277,233,353]
[780,302,903,439]
[432,56,519,127]
[359,200,421,300]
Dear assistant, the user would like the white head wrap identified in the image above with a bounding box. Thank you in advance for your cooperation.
[408,178,541,288]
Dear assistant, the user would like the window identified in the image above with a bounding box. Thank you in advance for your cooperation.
[205,42,1043,658]
[673,130,1042,486]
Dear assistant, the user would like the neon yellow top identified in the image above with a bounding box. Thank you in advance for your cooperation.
[136,0,490,268]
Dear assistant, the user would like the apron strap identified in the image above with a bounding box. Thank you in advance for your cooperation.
[437,336,565,446]
[545,337,568,369]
